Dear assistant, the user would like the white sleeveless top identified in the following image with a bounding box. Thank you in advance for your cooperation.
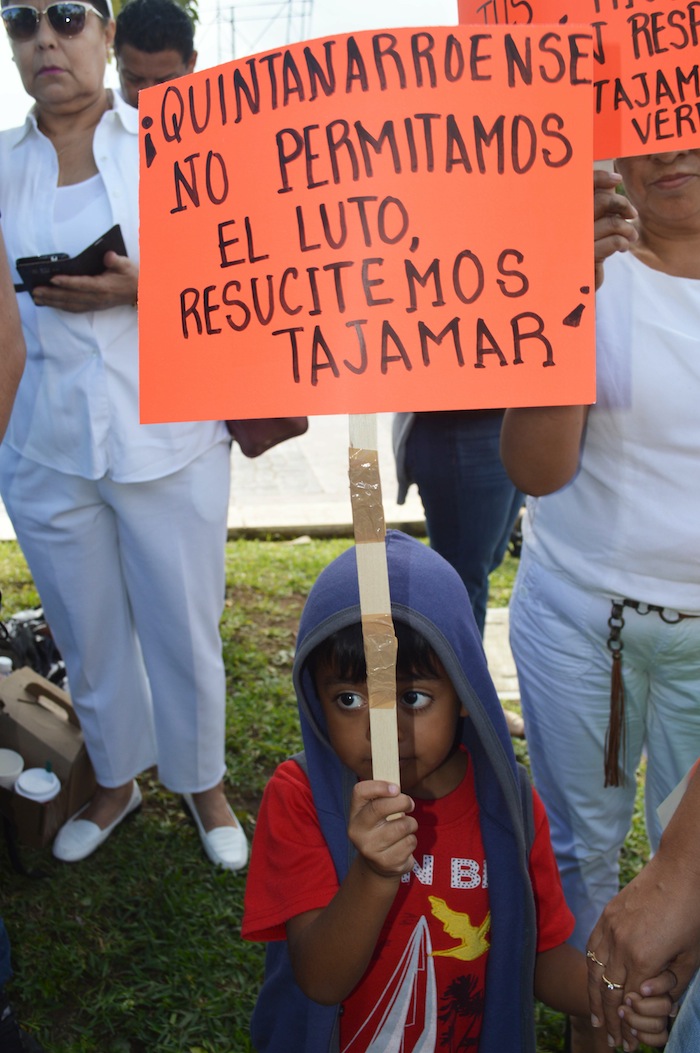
[523,250,700,613]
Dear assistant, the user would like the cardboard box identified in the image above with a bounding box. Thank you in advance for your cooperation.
[0,668,95,847]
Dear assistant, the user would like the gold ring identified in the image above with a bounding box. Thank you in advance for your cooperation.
[586,949,606,968]
[601,973,624,991]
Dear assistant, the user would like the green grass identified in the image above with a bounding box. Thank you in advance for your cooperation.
[0,538,651,1052]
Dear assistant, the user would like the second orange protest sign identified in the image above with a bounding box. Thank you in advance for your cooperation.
[138,25,595,424]
[458,0,700,159]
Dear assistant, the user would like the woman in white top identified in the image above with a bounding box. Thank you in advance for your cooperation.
[501,156,700,1052]
[0,0,247,869]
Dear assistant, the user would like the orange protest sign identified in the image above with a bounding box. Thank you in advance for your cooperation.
[458,0,700,159]
[138,25,594,424]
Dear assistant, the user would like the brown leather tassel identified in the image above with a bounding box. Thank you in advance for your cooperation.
[605,651,625,787]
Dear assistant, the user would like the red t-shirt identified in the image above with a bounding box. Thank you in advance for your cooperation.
[243,758,573,1052]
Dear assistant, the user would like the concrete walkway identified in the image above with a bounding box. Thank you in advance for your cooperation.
[0,412,520,704]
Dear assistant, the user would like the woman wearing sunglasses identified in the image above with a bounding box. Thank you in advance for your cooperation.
[0,0,248,870]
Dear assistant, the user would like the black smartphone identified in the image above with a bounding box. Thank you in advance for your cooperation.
[16,225,128,292]
[15,252,70,290]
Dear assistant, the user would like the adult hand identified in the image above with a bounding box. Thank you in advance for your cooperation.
[594,168,638,290]
[31,251,138,313]
[587,767,700,1049]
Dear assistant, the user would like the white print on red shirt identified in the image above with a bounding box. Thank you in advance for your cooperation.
[402,855,489,890]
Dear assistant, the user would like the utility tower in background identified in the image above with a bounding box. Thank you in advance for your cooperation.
[214,1,314,62]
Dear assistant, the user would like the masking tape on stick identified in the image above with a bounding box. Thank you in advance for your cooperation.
[349,447,385,544]
[362,613,398,711]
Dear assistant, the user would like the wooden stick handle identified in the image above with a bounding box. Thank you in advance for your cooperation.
[348,414,400,787]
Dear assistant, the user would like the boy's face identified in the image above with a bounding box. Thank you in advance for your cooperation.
[315,656,467,799]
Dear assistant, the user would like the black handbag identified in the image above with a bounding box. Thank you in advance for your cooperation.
[225,417,308,458]
[0,600,66,688]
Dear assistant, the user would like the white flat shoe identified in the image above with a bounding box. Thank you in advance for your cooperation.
[53,782,142,863]
[182,793,248,871]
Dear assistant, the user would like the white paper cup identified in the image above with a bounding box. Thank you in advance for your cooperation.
[15,767,61,803]
[0,748,24,790]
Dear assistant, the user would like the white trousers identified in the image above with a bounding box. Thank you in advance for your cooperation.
[0,441,231,792]
[510,548,700,951]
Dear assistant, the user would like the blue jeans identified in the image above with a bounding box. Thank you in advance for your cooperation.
[404,411,522,635]
[667,970,700,1052]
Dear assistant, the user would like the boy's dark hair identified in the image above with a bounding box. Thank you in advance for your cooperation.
[115,0,195,60]
[308,621,441,683]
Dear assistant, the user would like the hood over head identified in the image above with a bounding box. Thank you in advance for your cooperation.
[294,529,517,792]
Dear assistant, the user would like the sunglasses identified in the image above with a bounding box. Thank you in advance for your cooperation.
[1,2,106,41]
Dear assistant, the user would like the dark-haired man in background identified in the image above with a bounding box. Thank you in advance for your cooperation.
[115,0,197,107]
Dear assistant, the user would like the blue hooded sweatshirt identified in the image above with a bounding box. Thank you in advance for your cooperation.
[250,530,537,1052]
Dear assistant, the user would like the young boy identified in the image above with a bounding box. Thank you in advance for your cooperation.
[243,531,672,1052]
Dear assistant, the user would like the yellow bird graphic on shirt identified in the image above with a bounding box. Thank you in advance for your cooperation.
[428,896,491,961]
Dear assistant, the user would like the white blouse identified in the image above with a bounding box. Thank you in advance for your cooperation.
[0,90,226,483]
[523,250,700,612]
